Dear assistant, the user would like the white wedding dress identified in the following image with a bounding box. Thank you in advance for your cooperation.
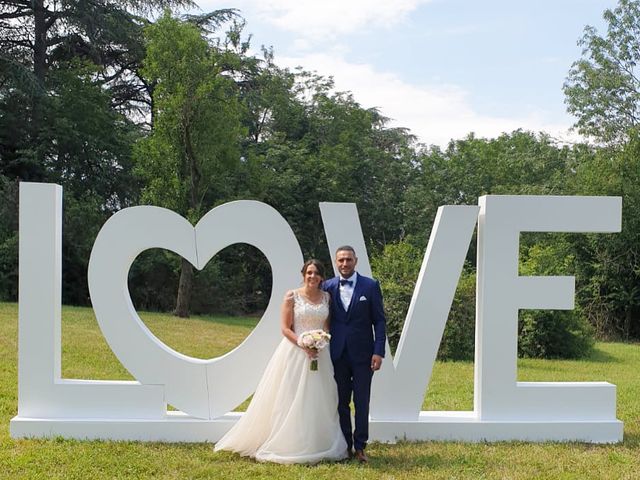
[214,290,348,464]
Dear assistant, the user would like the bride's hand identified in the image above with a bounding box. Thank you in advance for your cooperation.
[302,347,318,359]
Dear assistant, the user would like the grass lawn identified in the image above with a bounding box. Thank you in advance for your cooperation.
[1,302,639,479]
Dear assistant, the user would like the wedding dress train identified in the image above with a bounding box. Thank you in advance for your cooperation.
[214,291,348,464]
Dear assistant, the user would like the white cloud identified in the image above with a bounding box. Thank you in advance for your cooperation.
[195,1,580,146]
[277,53,579,147]
[213,0,432,42]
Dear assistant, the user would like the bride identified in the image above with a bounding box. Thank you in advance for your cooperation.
[214,259,348,464]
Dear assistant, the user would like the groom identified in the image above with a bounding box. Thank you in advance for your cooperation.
[323,245,386,463]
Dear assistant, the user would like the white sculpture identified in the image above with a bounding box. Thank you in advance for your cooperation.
[88,203,302,419]
[474,196,620,422]
[10,182,624,443]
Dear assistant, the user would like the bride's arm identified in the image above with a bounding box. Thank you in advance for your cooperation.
[323,292,330,332]
[280,290,298,345]
[322,292,331,333]
[280,290,318,358]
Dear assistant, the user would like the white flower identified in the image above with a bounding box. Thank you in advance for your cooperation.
[298,329,331,371]
[301,335,315,348]
[298,329,331,350]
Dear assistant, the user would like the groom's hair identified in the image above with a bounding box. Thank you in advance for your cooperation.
[335,245,356,256]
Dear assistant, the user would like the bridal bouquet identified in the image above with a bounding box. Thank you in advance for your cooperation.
[298,329,331,371]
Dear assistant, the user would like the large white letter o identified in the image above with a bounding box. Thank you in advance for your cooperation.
[88,201,303,419]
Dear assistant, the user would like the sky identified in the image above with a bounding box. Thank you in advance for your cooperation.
[194,0,618,147]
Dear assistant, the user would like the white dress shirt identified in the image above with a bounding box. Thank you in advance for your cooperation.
[339,273,357,310]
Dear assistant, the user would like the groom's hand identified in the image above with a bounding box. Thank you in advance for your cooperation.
[371,354,383,372]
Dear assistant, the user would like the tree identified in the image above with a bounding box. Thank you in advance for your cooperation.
[565,136,640,340]
[1,0,196,169]
[391,131,606,357]
[0,1,196,304]
[564,0,640,144]
[0,1,195,101]
[563,0,640,339]
[404,130,573,255]
[134,12,244,317]
[247,71,419,261]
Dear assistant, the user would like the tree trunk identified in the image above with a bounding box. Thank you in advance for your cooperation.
[33,1,47,84]
[174,120,200,318]
[32,0,47,167]
[174,258,194,318]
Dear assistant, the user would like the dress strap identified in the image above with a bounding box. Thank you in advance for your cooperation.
[284,289,296,303]
[323,290,330,305]
[292,289,301,304]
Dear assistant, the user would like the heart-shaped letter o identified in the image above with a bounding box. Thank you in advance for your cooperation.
[88,201,303,419]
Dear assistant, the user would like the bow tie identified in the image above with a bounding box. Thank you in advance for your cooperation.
[340,279,353,287]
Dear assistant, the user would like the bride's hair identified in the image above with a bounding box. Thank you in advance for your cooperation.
[301,258,325,283]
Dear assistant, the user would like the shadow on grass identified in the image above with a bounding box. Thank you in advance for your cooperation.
[365,452,446,470]
[622,432,640,447]
[214,448,450,471]
[521,346,619,366]
[583,347,618,363]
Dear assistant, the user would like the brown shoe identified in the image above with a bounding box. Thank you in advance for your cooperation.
[354,449,368,463]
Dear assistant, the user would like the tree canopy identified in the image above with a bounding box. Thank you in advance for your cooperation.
[564,0,640,144]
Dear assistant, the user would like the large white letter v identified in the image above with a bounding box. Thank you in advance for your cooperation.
[320,203,478,420]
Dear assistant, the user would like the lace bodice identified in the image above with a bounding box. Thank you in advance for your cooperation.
[292,290,330,334]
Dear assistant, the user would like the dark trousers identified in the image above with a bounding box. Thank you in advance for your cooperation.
[333,346,373,451]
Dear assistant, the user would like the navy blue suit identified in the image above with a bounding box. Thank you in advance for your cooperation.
[323,273,386,451]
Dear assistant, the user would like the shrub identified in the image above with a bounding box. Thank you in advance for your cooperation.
[518,308,594,358]
[371,240,422,353]
[518,241,595,358]
[371,239,475,360]
[437,270,475,360]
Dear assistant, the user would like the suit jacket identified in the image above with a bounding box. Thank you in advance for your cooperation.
[323,273,386,363]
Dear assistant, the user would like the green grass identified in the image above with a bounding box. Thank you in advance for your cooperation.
[1,302,640,479]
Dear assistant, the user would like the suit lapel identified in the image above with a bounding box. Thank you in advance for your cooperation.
[331,278,346,313]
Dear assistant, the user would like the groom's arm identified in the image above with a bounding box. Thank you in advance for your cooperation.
[371,280,386,361]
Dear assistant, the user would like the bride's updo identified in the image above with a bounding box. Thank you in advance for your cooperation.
[301,258,325,282]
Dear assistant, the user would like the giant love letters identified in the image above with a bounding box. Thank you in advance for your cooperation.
[10,182,624,443]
